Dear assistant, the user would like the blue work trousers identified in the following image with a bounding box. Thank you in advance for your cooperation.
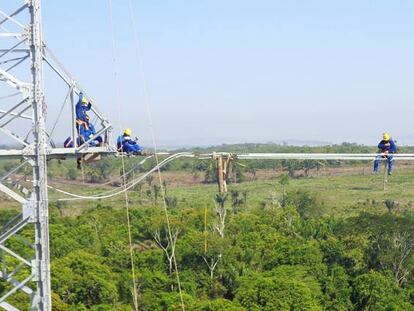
[373,155,394,174]
[122,142,142,154]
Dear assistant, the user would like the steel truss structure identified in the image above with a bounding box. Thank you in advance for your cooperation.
[0,1,114,310]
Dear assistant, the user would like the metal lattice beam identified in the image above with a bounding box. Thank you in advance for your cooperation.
[0,1,114,310]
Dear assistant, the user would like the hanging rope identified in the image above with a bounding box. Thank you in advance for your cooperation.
[92,155,153,187]
[126,1,185,309]
[107,0,139,309]
[0,92,20,101]
[48,85,73,142]
[50,153,193,201]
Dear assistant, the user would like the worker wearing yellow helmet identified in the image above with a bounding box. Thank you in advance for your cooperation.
[374,132,396,175]
[117,128,143,155]
[76,92,92,123]
[74,91,101,147]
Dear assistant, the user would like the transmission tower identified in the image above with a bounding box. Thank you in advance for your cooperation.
[0,1,114,310]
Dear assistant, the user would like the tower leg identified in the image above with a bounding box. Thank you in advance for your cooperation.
[29,0,51,309]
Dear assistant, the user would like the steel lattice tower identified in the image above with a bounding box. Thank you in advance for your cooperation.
[0,1,114,309]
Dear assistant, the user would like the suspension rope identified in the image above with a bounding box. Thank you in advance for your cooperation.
[50,153,193,201]
[121,157,139,310]
[0,92,20,101]
[48,85,72,142]
[127,2,185,308]
[107,1,139,309]
[92,155,153,187]
[41,150,414,202]
[80,156,85,185]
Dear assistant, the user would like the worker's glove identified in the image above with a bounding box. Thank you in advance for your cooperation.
[135,137,139,142]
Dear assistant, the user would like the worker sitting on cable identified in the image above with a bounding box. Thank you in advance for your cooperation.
[374,132,396,175]
[78,122,103,147]
[76,92,92,123]
[117,128,143,155]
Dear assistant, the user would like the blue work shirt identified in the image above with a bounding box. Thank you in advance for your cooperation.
[378,139,397,153]
[78,122,96,140]
[76,94,92,122]
[117,135,141,152]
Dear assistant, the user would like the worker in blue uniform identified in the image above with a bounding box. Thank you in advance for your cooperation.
[65,93,102,169]
[76,92,92,123]
[78,122,103,147]
[74,92,103,146]
[63,124,102,148]
[65,123,102,169]
[373,133,396,175]
[117,128,143,155]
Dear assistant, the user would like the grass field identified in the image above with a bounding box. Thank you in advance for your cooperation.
[41,162,414,219]
[170,168,414,215]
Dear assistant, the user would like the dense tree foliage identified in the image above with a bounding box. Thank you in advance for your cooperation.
[1,143,414,309]
[1,187,410,310]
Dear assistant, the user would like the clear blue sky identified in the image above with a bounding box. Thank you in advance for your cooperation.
[39,0,414,147]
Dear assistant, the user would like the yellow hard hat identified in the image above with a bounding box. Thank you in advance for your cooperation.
[124,128,132,136]
[383,133,391,141]
[81,97,88,104]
